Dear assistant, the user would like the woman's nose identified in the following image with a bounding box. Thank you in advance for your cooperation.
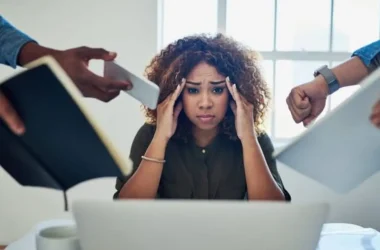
[198,93,213,109]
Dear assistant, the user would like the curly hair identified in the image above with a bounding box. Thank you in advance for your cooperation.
[142,33,271,141]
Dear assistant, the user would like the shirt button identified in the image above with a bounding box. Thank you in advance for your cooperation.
[202,149,206,153]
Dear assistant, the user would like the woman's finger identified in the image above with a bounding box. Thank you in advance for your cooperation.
[173,101,183,120]
[226,77,236,101]
[232,84,242,108]
[160,85,180,107]
[239,93,253,110]
[229,101,237,116]
[170,78,186,103]
[160,93,173,107]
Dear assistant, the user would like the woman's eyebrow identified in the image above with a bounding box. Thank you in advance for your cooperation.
[185,81,200,85]
[185,80,226,85]
[210,80,226,85]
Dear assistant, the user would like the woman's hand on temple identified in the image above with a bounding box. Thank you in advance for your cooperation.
[226,77,255,141]
[154,79,186,142]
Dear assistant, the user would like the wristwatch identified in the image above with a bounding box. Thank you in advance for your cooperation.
[313,65,340,95]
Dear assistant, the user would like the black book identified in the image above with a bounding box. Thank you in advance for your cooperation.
[0,56,132,208]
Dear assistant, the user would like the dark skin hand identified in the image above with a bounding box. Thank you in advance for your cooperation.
[370,98,380,128]
[0,42,132,135]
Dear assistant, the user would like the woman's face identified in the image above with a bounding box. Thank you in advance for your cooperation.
[182,62,229,132]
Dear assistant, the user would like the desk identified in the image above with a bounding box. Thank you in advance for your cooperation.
[3,221,380,250]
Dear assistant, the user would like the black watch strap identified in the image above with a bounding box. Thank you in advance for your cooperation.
[313,65,340,95]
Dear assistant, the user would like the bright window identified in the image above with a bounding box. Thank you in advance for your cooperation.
[159,0,380,142]
[226,0,275,51]
[160,0,218,48]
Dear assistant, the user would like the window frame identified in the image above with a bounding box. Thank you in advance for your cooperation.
[157,0,375,145]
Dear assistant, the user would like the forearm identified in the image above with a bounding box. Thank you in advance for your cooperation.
[241,136,285,201]
[329,56,369,88]
[313,40,380,95]
[118,135,168,199]
[333,56,370,88]
[327,40,380,88]
[17,42,60,66]
[312,56,370,97]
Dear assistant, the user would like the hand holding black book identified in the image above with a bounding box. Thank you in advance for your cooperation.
[0,56,132,210]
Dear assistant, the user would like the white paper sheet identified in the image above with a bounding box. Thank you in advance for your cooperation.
[274,68,380,193]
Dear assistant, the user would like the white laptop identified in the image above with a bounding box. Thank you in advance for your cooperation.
[274,68,380,193]
[72,200,329,250]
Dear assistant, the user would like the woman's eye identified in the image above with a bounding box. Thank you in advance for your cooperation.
[213,87,225,94]
[187,88,199,94]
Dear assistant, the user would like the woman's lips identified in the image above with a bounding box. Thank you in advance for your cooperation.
[197,115,215,123]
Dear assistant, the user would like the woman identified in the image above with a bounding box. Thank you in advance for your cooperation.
[114,33,291,201]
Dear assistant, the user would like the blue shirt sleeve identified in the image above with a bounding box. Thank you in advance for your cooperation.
[0,15,37,68]
[352,40,380,66]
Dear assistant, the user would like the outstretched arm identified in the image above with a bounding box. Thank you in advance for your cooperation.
[286,40,380,126]
[315,40,380,93]
[0,15,132,135]
[0,15,37,68]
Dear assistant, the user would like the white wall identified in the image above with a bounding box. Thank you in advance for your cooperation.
[1,0,380,245]
[0,0,157,244]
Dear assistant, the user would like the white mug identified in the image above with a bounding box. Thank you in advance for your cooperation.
[36,225,81,250]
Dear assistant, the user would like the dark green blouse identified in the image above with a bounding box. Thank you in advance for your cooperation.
[114,123,291,201]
